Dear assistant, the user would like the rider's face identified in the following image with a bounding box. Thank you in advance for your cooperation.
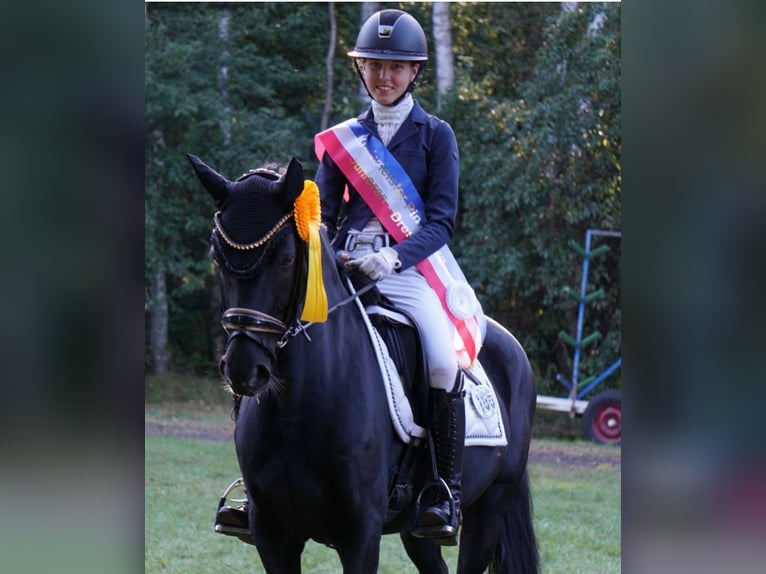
[360,59,419,106]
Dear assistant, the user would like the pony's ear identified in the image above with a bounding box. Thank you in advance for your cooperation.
[186,153,229,207]
[281,157,305,205]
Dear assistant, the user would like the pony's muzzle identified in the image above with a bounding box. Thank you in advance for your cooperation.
[219,343,274,397]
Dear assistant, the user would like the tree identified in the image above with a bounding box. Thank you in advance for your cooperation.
[432,2,454,110]
[320,2,337,131]
[354,3,380,110]
[445,2,621,390]
[145,2,351,375]
[144,2,621,392]
[145,4,224,375]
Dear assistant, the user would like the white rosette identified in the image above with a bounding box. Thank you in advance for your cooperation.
[445,280,479,320]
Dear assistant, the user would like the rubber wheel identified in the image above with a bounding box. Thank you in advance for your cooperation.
[582,390,621,444]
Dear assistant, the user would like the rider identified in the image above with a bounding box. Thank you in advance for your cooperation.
[315,9,474,544]
[216,8,480,546]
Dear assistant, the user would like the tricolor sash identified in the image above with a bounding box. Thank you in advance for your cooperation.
[315,119,485,367]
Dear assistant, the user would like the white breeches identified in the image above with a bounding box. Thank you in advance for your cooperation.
[346,220,458,391]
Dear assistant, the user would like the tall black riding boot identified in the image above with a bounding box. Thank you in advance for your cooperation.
[412,383,465,545]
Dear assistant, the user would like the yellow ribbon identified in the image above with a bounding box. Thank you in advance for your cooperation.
[294,180,328,322]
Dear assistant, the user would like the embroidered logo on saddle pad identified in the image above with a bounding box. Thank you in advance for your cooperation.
[462,360,507,447]
[470,384,497,419]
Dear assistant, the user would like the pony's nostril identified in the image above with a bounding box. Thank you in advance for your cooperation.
[219,358,227,379]
[256,365,271,385]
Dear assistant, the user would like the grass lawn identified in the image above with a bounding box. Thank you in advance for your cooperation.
[145,400,620,573]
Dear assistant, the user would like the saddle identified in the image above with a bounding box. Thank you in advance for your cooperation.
[346,269,508,448]
[343,271,507,523]
[350,272,431,431]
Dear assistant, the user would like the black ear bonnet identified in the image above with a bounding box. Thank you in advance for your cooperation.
[211,168,296,277]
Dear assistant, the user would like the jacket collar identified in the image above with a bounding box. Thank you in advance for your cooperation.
[359,99,426,149]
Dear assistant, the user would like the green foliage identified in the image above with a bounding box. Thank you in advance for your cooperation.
[145,2,341,370]
[450,2,558,98]
[145,2,622,393]
[443,3,621,393]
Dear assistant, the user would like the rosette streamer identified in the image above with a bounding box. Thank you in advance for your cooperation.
[294,180,328,322]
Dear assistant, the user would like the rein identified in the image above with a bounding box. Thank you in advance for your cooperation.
[296,279,377,333]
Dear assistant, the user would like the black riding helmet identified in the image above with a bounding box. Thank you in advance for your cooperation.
[348,9,428,105]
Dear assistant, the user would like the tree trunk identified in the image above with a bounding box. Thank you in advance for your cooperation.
[320,2,337,131]
[209,6,232,367]
[432,2,454,110]
[218,8,232,146]
[357,2,379,110]
[149,264,170,376]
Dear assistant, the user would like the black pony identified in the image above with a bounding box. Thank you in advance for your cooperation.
[189,154,538,573]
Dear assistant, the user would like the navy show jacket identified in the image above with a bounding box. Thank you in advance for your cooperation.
[315,100,460,272]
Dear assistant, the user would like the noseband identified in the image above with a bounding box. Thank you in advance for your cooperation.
[222,307,287,337]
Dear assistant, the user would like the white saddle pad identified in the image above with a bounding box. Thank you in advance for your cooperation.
[358,300,507,448]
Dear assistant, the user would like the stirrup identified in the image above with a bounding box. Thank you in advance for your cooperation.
[214,478,254,544]
[411,477,459,540]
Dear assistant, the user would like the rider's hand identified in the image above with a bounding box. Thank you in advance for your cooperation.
[347,247,401,281]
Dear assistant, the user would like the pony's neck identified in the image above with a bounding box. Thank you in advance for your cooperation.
[317,229,353,310]
[272,235,371,408]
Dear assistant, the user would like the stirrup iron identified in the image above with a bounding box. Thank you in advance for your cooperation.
[411,476,458,539]
[214,477,252,541]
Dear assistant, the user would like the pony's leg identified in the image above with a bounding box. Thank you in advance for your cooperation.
[332,526,382,574]
[251,534,303,574]
[457,476,539,574]
[455,485,510,574]
[400,532,449,574]
[249,506,304,574]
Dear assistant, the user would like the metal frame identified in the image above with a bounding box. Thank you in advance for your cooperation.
[538,229,621,415]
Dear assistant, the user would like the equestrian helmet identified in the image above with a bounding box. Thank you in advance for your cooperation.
[348,9,428,62]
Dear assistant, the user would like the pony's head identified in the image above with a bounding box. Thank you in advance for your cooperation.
[187,153,326,397]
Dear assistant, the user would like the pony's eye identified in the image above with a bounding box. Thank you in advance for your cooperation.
[281,253,295,267]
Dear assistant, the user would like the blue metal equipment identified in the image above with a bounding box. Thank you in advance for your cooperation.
[536,229,622,444]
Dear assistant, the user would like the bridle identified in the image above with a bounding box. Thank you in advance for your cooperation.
[215,210,308,353]
[222,307,289,343]
[215,209,378,352]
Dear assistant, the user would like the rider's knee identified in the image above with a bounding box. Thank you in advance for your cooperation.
[428,365,458,391]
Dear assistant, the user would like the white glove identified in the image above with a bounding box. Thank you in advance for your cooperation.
[349,247,401,281]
